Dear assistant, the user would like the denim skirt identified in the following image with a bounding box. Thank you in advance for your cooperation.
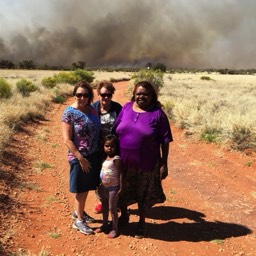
[69,152,101,193]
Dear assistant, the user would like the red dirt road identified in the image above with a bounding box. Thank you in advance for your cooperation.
[0,81,255,256]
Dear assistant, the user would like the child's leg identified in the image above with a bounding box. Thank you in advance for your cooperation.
[98,184,109,226]
[109,187,119,231]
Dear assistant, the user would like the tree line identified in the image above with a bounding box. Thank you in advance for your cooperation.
[1,59,256,75]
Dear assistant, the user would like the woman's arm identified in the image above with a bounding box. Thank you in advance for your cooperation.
[160,142,169,180]
[62,121,91,172]
[114,158,125,196]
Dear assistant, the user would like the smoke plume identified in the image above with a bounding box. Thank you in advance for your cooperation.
[0,0,255,68]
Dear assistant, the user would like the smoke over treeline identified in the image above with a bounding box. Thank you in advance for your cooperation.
[0,0,256,69]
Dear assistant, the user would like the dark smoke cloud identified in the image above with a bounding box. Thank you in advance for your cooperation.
[0,0,256,68]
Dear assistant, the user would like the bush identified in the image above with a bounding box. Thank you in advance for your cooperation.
[200,126,221,143]
[200,76,214,81]
[0,78,12,99]
[54,95,66,104]
[53,69,95,85]
[132,68,164,91]
[73,69,95,83]
[230,124,255,151]
[16,79,38,97]
[41,77,57,88]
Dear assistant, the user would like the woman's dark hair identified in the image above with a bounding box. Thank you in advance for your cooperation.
[96,80,116,95]
[103,134,120,156]
[73,81,94,104]
[131,80,162,107]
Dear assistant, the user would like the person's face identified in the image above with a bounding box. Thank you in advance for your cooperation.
[134,86,152,109]
[75,87,90,105]
[99,87,113,106]
[104,140,116,157]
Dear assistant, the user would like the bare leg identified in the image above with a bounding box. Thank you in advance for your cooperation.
[75,192,88,220]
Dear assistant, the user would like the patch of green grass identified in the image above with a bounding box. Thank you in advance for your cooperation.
[166,188,176,202]
[200,128,220,143]
[48,230,61,239]
[46,196,59,204]
[245,161,253,167]
[51,143,58,148]
[211,239,224,245]
[34,161,52,173]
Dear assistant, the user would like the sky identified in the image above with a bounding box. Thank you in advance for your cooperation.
[0,0,256,69]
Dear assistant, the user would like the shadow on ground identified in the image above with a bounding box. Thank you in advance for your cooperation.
[122,206,252,242]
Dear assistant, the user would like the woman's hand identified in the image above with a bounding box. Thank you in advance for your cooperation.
[78,156,91,172]
[160,164,168,180]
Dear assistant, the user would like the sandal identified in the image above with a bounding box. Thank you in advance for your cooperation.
[107,229,118,238]
[94,224,109,234]
[135,228,146,239]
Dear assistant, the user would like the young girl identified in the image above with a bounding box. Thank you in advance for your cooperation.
[95,134,124,238]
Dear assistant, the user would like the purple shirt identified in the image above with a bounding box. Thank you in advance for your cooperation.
[114,102,173,172]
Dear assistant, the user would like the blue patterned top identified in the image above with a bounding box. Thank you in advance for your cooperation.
[62,106,101,161]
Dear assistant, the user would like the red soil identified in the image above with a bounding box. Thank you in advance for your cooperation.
[0,81,255,256]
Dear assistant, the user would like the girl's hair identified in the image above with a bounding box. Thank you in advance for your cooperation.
[73,81,94,104]
[131,80,162,107]
[103,134,120,155]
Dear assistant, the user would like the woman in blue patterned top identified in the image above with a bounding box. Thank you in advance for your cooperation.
[62,81,101,235]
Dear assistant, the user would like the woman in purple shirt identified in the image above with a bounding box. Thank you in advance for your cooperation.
[113,80,173,238]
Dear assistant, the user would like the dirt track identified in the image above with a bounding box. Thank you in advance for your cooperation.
[0,81,255,256]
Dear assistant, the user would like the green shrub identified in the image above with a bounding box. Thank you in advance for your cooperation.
[200,127,220,143]
[73,69,95,83]
[53,71,77,84]
[41,77,57,88]
[0,78,12,99]
[54,95,65,104]
[16,78,38,97]
[132,68,164,90]
[53,69,95,85]
[200,76,213,81]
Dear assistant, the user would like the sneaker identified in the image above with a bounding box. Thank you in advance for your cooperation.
[72,220,94,235]
[72,211,95,223]
[94,202,102,214]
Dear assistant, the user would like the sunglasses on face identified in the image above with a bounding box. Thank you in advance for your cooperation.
[135,92,150,96]
[100,93,112,98]
[75,93,90,98]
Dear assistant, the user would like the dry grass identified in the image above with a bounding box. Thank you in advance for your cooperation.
[161,73,256,150]
[0,70,132,160]
[0,69,255,156]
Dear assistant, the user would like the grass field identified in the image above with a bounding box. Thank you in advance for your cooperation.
[0,69,255,160]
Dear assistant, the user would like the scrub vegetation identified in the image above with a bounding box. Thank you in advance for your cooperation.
[0,69,255,163]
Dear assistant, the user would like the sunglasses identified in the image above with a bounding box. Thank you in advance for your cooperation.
[100,93,112,98]
[136,92,150,96]
[75,93,90,98]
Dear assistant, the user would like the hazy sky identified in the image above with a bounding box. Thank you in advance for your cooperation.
[0,0,256,68]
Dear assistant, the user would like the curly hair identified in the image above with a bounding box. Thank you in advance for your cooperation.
[96,80,116,95]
